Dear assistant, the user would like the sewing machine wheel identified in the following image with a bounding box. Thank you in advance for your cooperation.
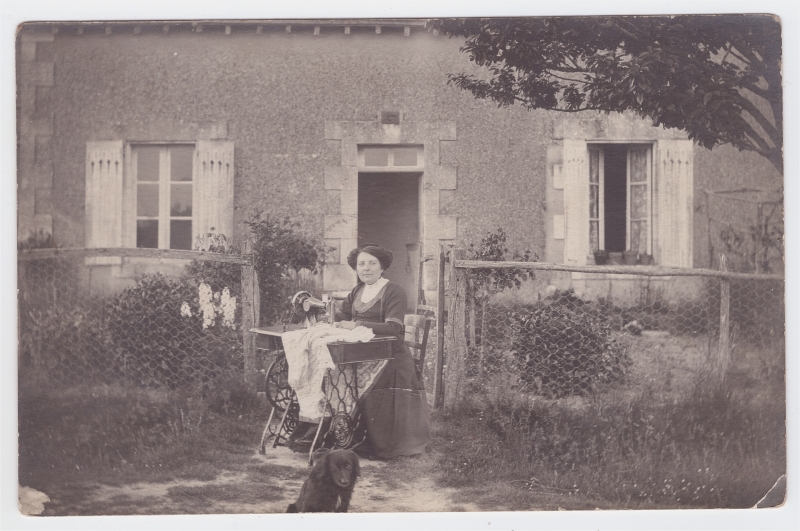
[265,352,292,413]
[328,413,354,449]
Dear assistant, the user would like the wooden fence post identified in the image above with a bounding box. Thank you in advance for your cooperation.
[241,260,260,393]
[717,254,731,381]
[443,248,468,410]
[433,245,446,409]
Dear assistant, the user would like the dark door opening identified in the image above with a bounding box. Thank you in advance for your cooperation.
[603,145,628,252]
[358,173,421,310]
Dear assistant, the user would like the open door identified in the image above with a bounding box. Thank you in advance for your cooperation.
[358,172,421,310]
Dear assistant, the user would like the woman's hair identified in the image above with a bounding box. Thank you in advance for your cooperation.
[346,243,394,271]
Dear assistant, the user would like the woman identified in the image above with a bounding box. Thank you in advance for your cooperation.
[334,243,430,459]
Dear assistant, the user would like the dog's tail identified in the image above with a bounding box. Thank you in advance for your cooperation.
[286,503,298,513]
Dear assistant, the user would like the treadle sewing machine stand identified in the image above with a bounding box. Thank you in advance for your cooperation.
[253,324,395,465]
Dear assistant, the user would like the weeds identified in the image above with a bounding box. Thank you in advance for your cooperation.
[434,336,785,508]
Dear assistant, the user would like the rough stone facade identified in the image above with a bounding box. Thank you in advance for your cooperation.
[17,21,782,299]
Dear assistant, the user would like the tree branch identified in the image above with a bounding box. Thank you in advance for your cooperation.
[737,95,781,146]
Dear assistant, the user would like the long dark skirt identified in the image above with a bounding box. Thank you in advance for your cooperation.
[358,347,430,459]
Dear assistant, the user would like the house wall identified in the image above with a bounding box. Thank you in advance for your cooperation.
[18,25,550,275]
[18,23,783,300]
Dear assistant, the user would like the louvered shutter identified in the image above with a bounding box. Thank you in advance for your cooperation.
[562,139,589,265]
[193,141,235,243]
[85,141,125,248]
[655,139,693,267]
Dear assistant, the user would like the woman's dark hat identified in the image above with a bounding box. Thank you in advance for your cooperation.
[346,243,393,270]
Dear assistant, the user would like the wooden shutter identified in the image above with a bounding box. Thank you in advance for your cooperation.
[655,139,693,267]
[85,141,124,248]
[193,141,234,243]
[562,139,589,265]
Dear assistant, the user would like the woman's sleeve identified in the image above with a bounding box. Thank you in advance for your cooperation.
[382,283,407,328]
[334,288,355,321]
[355,320,403,335]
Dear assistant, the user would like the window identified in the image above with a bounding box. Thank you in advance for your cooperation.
[359,145,423,169]
[134,145,194,250]
[561,138,692,268]
[85,140,234,251]
[587,144,652,254]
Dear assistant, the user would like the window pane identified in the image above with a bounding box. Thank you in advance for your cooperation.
[136,146,160,182]
[137,220,158,248]
[631,184,648,218]
[393,147,418,166]
[630,220,648,254]
[137,184,159,216]
[589,149,600,183]
[590,221,599,252]
[170,220,192,250]
[170,145,194,181]
[170,184,192,216]
[630,148,648,183]
[363,147,389,166]
[590,184,599,219]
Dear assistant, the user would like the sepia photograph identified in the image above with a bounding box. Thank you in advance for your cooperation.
[6,1,797,529]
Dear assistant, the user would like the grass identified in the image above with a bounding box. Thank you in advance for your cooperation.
[19,332,786,514]
[423,334,786,510]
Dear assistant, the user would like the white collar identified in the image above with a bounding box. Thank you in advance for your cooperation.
[360,277,389,302]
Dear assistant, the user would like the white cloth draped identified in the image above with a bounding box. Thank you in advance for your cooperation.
[281,323,374,419]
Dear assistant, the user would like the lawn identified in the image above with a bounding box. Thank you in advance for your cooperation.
[18,331,785,514]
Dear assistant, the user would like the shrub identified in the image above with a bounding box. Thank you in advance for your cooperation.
[508,303,632,397]
[186,229,242,295]
[106,274,242,390]
[18,301,115,385]
[244,212,329,325]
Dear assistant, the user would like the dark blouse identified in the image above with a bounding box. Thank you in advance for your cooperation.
[334,280,409,356]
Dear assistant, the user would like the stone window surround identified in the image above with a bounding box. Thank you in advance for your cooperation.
[322,117,457,300]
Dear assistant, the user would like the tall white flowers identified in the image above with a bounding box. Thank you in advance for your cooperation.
[191,282,237,330]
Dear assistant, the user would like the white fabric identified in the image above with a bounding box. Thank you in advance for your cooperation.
[281,323,375,419]
[360,277,389,303]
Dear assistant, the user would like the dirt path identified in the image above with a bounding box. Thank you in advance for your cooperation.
[42,447,483,515]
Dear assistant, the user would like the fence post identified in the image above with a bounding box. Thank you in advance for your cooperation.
[717,254,731,380]
[443,248,468,409]
[433,245,446,409]
[241,259,260,393]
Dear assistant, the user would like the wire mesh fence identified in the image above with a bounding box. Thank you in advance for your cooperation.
[17,248,258,394]
[442,255,785,403]
[704,188,784,274]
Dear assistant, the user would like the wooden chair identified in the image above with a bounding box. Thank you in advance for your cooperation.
[404,313,432,380]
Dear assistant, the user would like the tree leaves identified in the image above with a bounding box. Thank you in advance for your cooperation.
[435,15,783,174]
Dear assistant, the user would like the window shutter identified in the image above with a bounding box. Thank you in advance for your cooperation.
[193,141,234,244]
[655,139,693,267]
[562,139,589,265]
[85,141,124,248]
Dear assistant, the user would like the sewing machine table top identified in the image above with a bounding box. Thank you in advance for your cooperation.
[250,325,395,364]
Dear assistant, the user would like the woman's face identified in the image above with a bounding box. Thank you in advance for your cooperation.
[356,252,384,285]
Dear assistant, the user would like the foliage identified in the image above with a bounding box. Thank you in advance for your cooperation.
[18,302,115,381]
[105,274,242,390]
[436,332,785,508]
[719,200,784,273]
[436,16,783,172]
[186,228,242,295]
[243,212,328,325]
[18,229,58,250]
[508,303,632,397]
[467,227,537,297]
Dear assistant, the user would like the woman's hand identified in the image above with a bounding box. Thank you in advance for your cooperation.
[337,320,357,330]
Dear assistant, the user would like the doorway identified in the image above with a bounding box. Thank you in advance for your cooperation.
[358,173,421,310]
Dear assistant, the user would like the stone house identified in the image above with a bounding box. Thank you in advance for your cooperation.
[17,19,782,307]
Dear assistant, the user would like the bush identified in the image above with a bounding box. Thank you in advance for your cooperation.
[106,274,242,390]
[508,303,632,397]
[18,301,116,384]
[244,213,329,325]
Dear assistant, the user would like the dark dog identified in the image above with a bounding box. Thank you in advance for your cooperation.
[286,448,360,513]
